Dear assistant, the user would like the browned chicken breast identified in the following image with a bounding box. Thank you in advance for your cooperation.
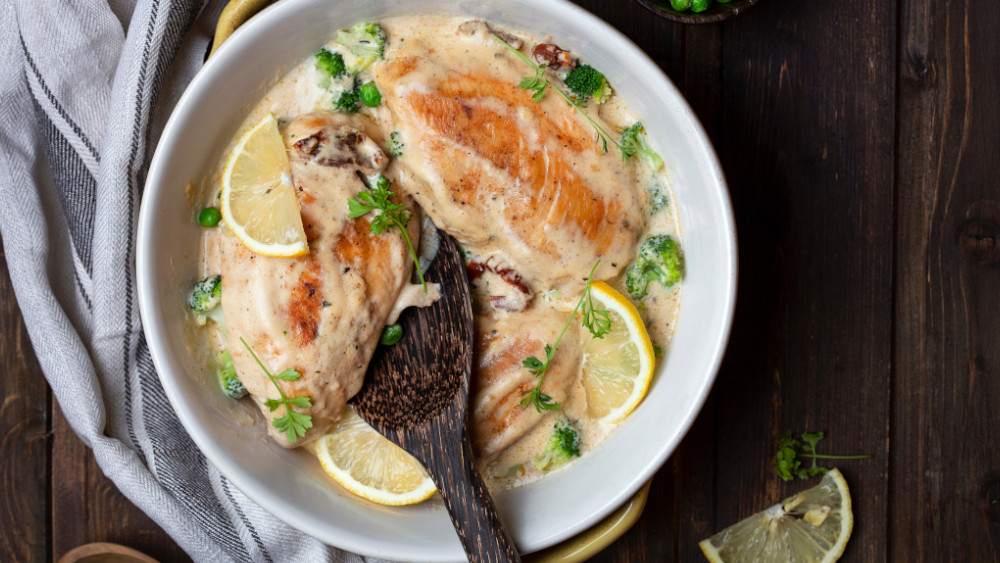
[373,33,646,294]
[220,112,420,447]
[471,306,582,459]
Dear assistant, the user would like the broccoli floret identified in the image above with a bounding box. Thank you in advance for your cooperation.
[388,131,404,156]
[336,22,386,72]
[620,123,664,171]
[625,235,683,301]
[533,418,581,472]
[333,78,361,113]
[565,64,613,104]
[217,350,247,399]
[187,275,221,311]
[187,275,226,328]
[315,47,347,81]
[647,180,670,215]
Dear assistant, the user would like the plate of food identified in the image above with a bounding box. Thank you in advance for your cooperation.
[137,0,737,560]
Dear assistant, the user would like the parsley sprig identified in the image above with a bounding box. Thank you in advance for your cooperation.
[521,261,612,412]
[240,337,313,443]
[494,35,626,157]
[348,175,426,291]
[519,63,548,103]
[775,430,871,481]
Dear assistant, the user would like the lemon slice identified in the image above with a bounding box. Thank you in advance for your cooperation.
[581,281,656,423]
[220,113,308,257]
[699,468,854,563]
[312,408,437,506]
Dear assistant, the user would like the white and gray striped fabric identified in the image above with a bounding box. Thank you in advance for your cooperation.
[0,2,376,561]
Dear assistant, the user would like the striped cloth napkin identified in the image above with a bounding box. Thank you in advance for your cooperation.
[0,2,379,561]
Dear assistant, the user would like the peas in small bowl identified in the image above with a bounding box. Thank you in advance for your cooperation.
[636,0,760,24]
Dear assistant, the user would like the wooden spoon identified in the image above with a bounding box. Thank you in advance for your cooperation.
[352,233,521,562]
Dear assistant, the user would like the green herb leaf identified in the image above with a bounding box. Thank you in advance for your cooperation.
[775,430,870,481]
[580,262,612,339]
[273,368,302,381]
[775,439,802,481]
[285,396,314,409]
[522,355,545,374]
[347,175,426,291]
[240,337,313,443]
[519,261,611,412]
[347,198,375,218]
[520,386,560,412]
[494,35,634,159]
[519,63,548,102]
[802,432,824,452]
[274,409,313,443]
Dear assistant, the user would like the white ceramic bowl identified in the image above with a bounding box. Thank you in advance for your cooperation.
[137,0,737,560]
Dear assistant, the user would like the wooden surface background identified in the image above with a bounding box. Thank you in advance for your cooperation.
[2,0,998,561]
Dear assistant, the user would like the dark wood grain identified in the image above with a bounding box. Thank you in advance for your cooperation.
[50,404,191,563]
[712,1,896,561]
[0,238,50,563]
[892,0,1000,560]
[670,19,725,563]
[354,234,520,562]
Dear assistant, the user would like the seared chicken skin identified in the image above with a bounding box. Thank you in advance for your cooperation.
[471,306,582,459]
[373,36,646,294]
[220,112,420,447]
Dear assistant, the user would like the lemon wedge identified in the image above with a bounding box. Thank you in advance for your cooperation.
[699,468,854,563]
[312,408,437,506]
[581,281,656,423]
[220,113,308,257]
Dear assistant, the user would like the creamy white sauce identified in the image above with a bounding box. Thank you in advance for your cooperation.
[194,15,682,494]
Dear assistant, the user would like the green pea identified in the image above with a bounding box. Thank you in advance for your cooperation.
[691,0,710,11]
[199,206,221,228]
[669,0,692,10]
[360,82,381,107]
[380,324,403,345]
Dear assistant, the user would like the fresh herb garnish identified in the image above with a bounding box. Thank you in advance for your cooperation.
[494,35,625,157]
[582,276,613,338]
[521,261,611,412]
[519,62,548,103]
[775,430,871,481]
[348,175,426,291]
[239,337,313,443]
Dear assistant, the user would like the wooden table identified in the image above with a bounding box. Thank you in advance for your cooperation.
[3,0,998,561]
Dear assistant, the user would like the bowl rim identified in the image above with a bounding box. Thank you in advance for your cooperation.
[137,0,738,558]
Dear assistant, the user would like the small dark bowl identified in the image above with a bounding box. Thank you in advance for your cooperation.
[635,0,760,24]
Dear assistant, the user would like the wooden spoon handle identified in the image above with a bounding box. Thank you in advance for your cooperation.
[428,438,521,562]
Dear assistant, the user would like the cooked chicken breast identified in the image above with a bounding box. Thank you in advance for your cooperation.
[471,306,582,459]
[220,112,419,447]
[373,32,645,294]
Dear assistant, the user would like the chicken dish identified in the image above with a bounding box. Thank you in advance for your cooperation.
[189,16,683,495]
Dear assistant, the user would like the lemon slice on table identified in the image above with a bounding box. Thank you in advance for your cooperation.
[312,408,437,506]
[699,468,854,563]
[220,113,308,257]
[581,281,656,423]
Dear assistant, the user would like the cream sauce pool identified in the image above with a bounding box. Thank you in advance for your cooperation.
[194,15,683,494]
